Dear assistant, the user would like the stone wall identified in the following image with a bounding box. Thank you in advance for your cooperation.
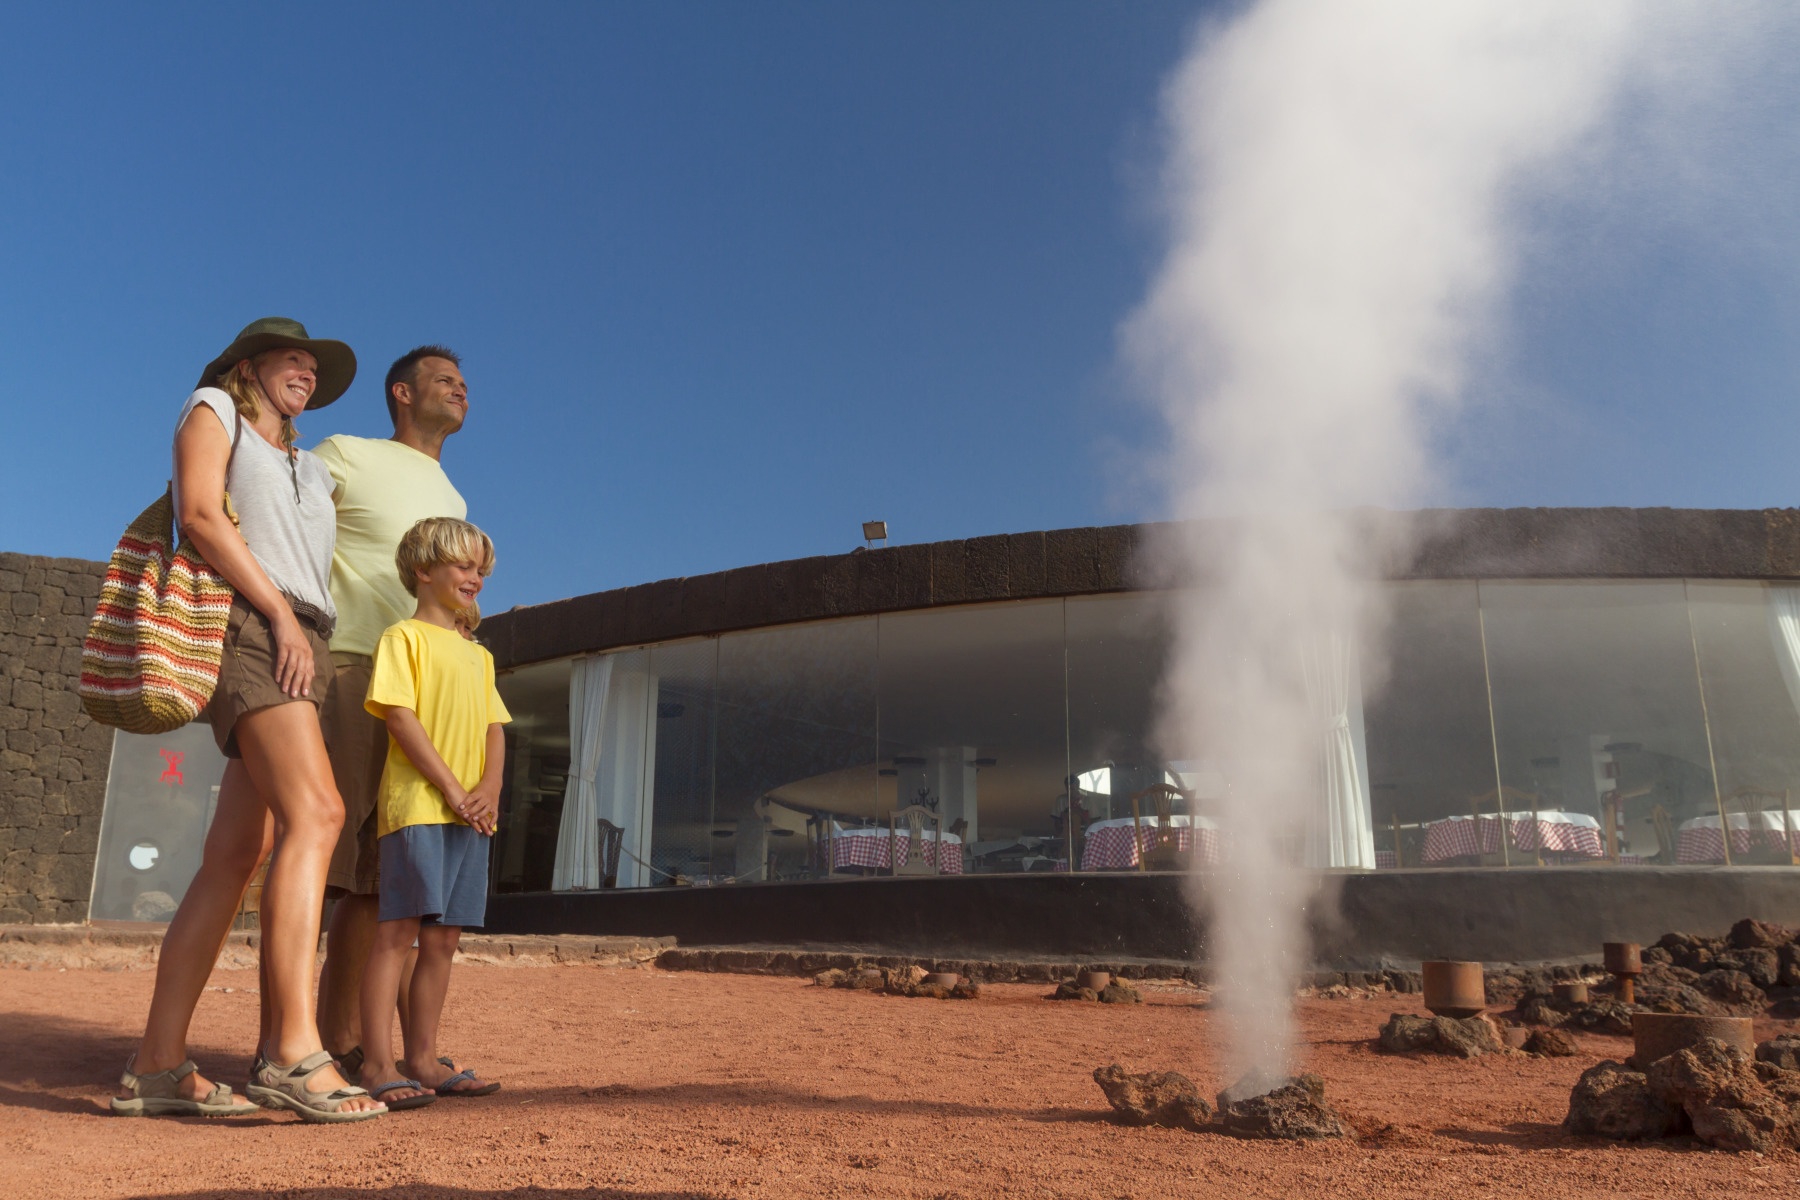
[0,552,111,924]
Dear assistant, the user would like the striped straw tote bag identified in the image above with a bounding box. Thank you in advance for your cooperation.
[79,418,241,734]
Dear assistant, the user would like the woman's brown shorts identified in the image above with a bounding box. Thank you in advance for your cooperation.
[206,595,335,758]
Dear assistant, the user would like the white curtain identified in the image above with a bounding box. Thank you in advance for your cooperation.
[1300,629,1377,869]
[1767,587,1800,723]
[552,654,613,890]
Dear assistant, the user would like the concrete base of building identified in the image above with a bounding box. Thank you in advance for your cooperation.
[484,867,1800,969]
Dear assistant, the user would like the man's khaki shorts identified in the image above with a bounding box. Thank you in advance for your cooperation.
[323,654,385,896]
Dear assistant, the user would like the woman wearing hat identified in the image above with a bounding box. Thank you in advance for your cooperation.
[113,319,384,1122]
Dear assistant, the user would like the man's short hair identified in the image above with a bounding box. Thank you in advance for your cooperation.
[384,344,462,426]
[395,517,496,597]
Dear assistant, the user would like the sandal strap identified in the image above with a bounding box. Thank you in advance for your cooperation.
[371,1079,425,1099]
[120,1056,198,1093]
[439,1068,477,1091]
[201,1081,237,1106]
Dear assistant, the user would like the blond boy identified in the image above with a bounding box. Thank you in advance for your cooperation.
[357,518,509,1106]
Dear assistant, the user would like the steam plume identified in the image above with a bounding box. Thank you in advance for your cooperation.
[1128,1,1656,1085]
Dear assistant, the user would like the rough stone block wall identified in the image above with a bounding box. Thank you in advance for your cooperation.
[0,552,111,923]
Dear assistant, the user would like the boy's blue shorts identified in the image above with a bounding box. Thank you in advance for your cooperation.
[378,822,489,928]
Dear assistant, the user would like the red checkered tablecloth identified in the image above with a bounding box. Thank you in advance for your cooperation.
[1080,817,1222,870]
[830,828,963,874]
[1676,814,1800,864]
[1375,850,1399,870]
[1421,812,1604,863]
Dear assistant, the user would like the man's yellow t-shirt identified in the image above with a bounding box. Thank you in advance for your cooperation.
[312,436,467,657]
[364,619,512,837]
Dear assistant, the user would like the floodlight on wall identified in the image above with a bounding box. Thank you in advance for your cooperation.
[863,521,888,548]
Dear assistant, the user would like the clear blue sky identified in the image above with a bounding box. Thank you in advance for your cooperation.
[3,3,1796,612]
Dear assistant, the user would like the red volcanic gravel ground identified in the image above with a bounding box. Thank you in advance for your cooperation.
[4,962,1799,1199]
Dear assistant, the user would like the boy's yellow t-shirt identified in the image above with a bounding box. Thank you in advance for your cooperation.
[364,618,512,837]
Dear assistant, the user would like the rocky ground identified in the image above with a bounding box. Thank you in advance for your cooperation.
[6,958,1800,1199]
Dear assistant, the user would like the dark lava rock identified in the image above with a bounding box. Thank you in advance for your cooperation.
[1384,969,1422,994]
[1717,948,1780,990]
[1378,1013,1505,1059]
[1695,969,1765,1009]
[1780,944,1800,989]
[1516,997,1567,1028]
[1561,1000,1636,1037]
[1756,1034,1800,1072]
[1092,1064,1212,1131]
[1642,945,1674,967]
[1052,983,1099,1002]
[1099,981,1142,1005]
[1564,1061,1683,1140]
[1639,984,1723,1016]
[1524,1028,1580,1057]
[1730,918,1793,950]
[1645,1037,1800,1153]
[1214,1072,1351,1141]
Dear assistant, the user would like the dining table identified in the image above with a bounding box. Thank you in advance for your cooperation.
[1675,812,1800,864]
[1420,810,1605,863]
[829,825,964,875]
[1079,814,1221,871]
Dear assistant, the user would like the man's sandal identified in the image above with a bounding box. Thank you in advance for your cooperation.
[247,1051,386,1123]
[368,1078,437,1111]
[333,1045,366,1078]
[110,1056,257,1118]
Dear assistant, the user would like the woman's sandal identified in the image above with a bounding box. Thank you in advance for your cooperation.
[401,1056,501,1097]
[334,1045,366,1078]
[368,1078,437,1111]
[110,1055,258,1118]
[247,1051,386,1123]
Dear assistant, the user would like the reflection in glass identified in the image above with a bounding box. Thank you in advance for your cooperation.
[714,617,877,882]
[1066,592,1187,870]
[90,722,228,922]
[646,639,718,883]
[1480,581,1716,867]
[494,657,572,893]
[1688,582,1800,865]
[1362,582,1498,868]
[877,600,1068,874]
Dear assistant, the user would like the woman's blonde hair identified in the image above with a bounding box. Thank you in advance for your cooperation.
[215,354,297,450]
[395,517,497,598]
[454,601,482,632]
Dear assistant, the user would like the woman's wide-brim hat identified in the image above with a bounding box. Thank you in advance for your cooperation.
[197,317,357,410]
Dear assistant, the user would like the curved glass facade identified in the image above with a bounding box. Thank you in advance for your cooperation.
[491,579,1800,893]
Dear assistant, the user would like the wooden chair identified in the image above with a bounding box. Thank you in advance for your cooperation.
[888,804,943,876]
[1723,786,1797,866]
[1130,784,1192,872]
[596,818,624,889]
[1650,804,1676,865]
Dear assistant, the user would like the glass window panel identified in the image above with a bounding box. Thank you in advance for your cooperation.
[1361,581,1498,869]
[1688,581,1800,864]
[89,723,229,922]
[1481,581,1716,867]
[494,657,572,894]
[647,639,718,884]
[876,599,1068,875]
[714,617,877,883]
[1065,592,1178,871]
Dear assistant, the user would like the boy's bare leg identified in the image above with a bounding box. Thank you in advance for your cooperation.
[401,924,489,1093]
[319,893,379,1055]
[235,704,379,1112]
[122,759,272,1104]
[397,946,419,1046]
[359,916,430,1102]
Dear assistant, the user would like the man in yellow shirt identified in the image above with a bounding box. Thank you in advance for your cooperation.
[314,346,470,1077]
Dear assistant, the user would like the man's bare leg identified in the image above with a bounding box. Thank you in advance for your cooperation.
[319,892,379,1056]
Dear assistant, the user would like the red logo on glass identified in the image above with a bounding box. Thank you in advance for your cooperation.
[158,749,184,785]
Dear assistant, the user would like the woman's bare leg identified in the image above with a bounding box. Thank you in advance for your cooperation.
[123,759,272,1103]
[235,703,379,1112]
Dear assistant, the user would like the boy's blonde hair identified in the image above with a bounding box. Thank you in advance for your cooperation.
[395,517,496,597]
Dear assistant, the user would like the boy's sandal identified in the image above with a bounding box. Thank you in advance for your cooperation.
[401,1056,501,1097]
[110,1055,257,1118]
[247,1051,386,1123]
[333,1045,366,1078]
[368,1078,437,1111]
